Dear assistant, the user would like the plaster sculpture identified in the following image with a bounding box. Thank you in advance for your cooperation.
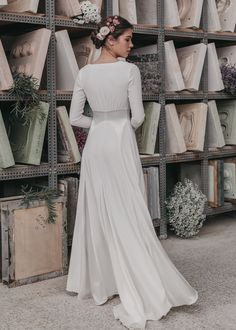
[207,0,222,32]
[119,0,137,24]
[55,0,81,17]
[176,43,207,91]
[0,0,7,8]
[0,0,39,13]
[216,0,236,32]
[136,0,180,27]
[177,0,204,28]
[112,0,119,15]
[9,28,51,88]
[164,40,185,91]
[72,36,101,69]
[224,160,236,200]
[165,103,187,154]
[0,110,15,169]
[217,100,236,145]
[176,103,208,151]
[208,43,224,92]
[135,102,160,155]
[217,45,236,66]
[55,30,79,91]
[207,101,225,148]
[0,39,13,91]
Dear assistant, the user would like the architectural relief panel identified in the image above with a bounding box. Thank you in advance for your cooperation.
[55,0,81,17]
[164,40,185,92]
[0,0,39,13]
[207,101,225,149]
[0,39,13,91]
[55,30,79,91]
[119,0,137,24]
[217,45,236,66]
[165,104,187,154]
[176,43,207,91]
[217,100,236,145]
[8,28,51,88]
[176,103,208,151]
[208,43,224,92]
[208,0,222,32]
[177,0,203,28]
[224,160,236,200]
[216,0,236,32]
[72,36,101,69]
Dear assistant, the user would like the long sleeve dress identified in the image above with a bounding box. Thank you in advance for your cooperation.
[66,60,198,330]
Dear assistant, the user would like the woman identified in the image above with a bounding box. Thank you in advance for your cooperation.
[67,15,198,330]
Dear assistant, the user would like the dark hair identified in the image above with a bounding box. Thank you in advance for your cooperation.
[91,15,133,49]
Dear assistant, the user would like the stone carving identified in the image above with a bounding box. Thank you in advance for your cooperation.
[177,0,204,28]
[164,40,185,91]
[57,106,81,163]
[216,0,236,32]
[176,102,208,151]
[55,0,81,17]
[217,100,236,145]
[9,28,51,88]
[135,102,160,155]
[6,102,49,165]
[0,0,7,8]
[72,36,101,69]
[112,0,119,15]
[0,39,13,91]
[136,0,180,27]
[208,159,224,207]
[208,43,224,92]
[0,110,15,169]
[0,0,39,13]
[207,0,222,32]
[207,101,225,148]
[224,160,236,200]
[217,45,236,66]
[119,0,137,24]
[165,104,187,154]
[55,30,79,91]
[176,43,207,91]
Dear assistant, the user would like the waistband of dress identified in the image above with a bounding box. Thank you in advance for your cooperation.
[92,109,130,120]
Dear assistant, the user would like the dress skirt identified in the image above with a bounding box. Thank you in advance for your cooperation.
[66,109,198,330]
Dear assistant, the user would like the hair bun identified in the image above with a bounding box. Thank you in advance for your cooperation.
[91,30,104,49]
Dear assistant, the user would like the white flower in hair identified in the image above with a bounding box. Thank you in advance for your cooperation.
[99,26,110,37]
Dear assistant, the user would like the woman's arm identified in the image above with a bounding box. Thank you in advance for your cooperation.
[128,64,145,130]
[69,71,92,128]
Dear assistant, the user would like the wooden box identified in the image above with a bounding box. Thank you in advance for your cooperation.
[0,195,67,287]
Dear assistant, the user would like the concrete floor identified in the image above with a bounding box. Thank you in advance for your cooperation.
[0,214,236,330]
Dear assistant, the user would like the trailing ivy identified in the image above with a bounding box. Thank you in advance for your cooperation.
[20,185,60,224]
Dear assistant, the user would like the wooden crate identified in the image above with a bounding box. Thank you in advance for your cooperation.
[0,195,67,287]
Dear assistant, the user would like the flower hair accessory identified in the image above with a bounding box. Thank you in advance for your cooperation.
[96,16,121,40]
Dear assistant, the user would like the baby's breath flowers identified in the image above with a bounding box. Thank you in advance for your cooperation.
[73,1,101,24]
[166,179,207,238]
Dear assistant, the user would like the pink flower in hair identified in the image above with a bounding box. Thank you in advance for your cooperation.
[110,26,115,32]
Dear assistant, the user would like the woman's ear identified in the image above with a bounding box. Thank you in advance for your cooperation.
[107,35,115,46]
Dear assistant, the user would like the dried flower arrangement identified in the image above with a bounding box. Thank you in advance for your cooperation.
[166,178,207,238]
[220,63,236,95]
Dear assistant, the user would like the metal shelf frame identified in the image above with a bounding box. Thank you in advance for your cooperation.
[1,0,236,238]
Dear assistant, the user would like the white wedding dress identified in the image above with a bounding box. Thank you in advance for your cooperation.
[66,60,198,329]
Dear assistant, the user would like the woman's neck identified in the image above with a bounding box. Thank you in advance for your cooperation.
[95,46,118,63]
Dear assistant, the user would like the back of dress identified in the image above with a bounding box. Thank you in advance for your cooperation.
[69,60,145,130]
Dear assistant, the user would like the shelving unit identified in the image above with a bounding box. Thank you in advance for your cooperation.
[1,1,236,239]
